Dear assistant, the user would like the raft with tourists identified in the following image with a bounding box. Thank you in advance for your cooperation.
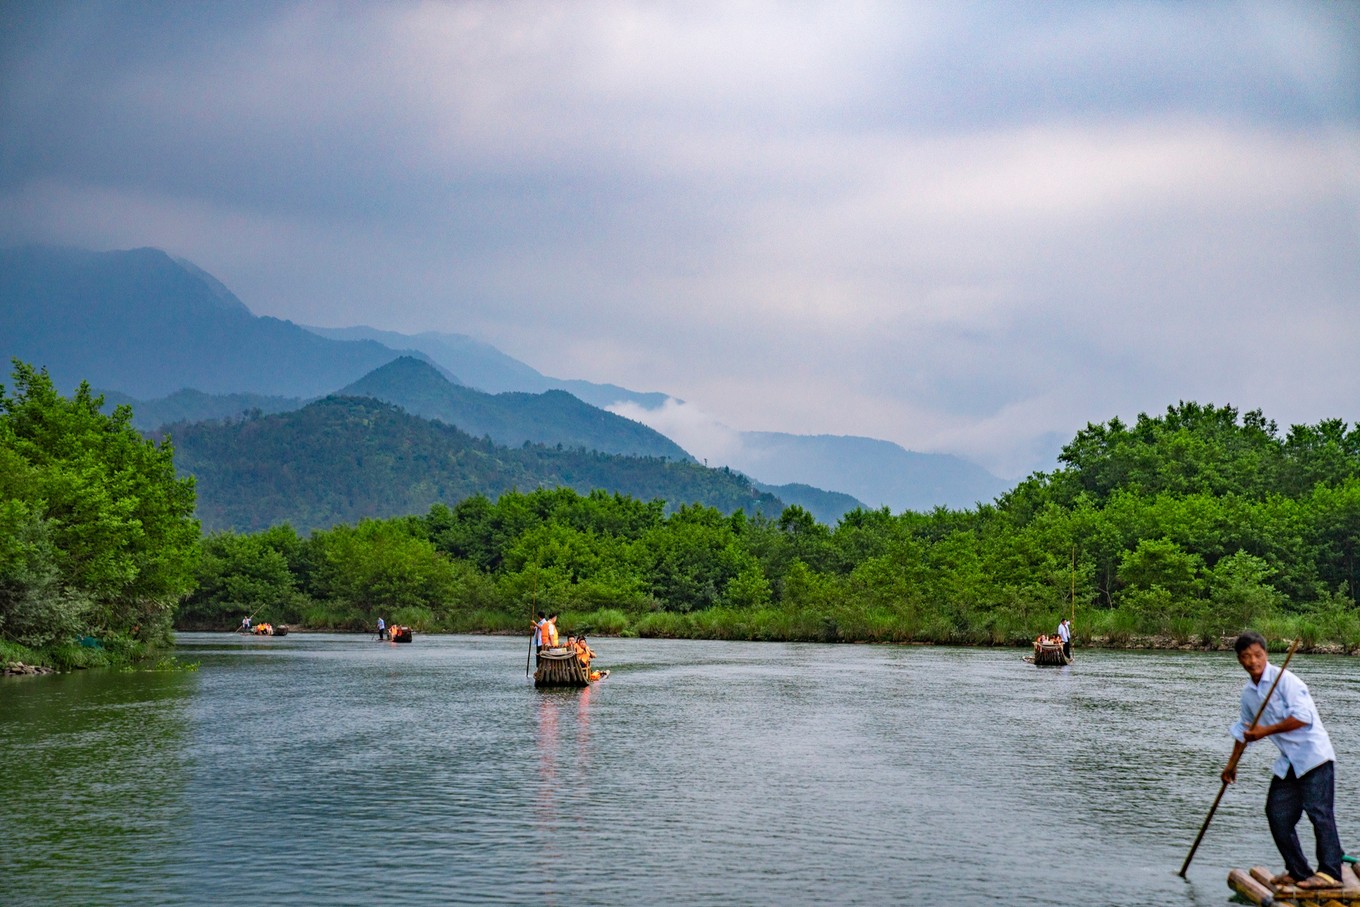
[1025,635,1072,666]
[533,646,608,688]
[389,625,413,643]
[527,609,607,687]
[1228,863,1360,905]
[1025,547,1077,666]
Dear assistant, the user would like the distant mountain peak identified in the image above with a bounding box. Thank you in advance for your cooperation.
[0,245,416,398]
[341,355,462,393]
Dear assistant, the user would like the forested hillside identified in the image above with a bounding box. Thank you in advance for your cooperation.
[166,395,781,532]
[339,356,693,461]
[182,402,1360,649]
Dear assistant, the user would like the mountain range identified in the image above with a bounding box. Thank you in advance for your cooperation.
[0,246,413,398]
[1,244,1010,519]
[166,395,782,533]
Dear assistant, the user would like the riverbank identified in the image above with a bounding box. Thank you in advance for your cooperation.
[167,623,1358,656]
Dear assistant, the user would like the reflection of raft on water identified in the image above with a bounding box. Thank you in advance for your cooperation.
[1023,636,1070,666]
[1228,863,1360,905]
[534,647,608,688]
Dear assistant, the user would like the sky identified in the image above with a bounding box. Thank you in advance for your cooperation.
[2,1,1358,479]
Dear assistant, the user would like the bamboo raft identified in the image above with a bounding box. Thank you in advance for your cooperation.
[1229,864,1360,905]
[534,647,591,687]
[1025,637,1072,666]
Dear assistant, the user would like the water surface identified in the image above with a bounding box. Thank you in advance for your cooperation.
[6,634,1360,905]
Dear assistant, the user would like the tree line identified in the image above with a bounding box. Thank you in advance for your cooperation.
[4,358,1359,668]
[182,402,1360,649]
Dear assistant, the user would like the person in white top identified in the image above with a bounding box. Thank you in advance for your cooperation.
[1057,618,1072,658]
[1222,631,1343,891]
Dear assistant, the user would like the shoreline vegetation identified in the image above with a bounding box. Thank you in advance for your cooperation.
[193,626,1358,655]
[4,361,1359,672]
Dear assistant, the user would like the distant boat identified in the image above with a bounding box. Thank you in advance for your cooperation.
[249,623,288,637]
[1025,636,1071,666]
[390,626,413,643]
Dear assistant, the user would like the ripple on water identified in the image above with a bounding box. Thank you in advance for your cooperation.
[5,636,1353,905]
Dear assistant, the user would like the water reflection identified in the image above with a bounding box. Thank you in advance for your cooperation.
[0,669,195,906]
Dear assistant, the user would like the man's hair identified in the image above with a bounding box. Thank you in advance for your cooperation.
[1234,631,1268,654]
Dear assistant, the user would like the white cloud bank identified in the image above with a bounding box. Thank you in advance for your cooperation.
[1,1,1357,478]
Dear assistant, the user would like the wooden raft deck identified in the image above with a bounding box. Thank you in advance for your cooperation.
[1228,864,1360,905]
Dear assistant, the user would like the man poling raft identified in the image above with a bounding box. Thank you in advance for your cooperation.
[1183,632,1352,903]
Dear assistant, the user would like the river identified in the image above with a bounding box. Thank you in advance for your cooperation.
[5,634,1360,905]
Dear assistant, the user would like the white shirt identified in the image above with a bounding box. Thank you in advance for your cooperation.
[1058,622,1070,642]
[1230,662,1335,778]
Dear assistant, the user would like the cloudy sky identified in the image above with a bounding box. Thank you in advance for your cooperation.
[2,1,1357,478]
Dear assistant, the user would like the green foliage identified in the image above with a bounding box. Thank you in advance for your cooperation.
[168,396,783,533]
[167,400,1360,651]
[0,362,198,658]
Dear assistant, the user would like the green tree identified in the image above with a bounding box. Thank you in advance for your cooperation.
[0,362,198,649]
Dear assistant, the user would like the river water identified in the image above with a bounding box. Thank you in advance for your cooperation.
[6,634,1360,906]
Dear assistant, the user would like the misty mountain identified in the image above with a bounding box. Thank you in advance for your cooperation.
[338,356,692,461]
[5,243,1006,513]
[752,482,865,525]
[728,432,1010,513]
[99,388,306,432]
[0,245,419,398]
[166,396,783,533]
[306,325,1011,511]
[304,324,670,409]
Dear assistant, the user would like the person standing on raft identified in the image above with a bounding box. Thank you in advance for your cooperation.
[1222,631,1344,891]
[1057,618,1072,659]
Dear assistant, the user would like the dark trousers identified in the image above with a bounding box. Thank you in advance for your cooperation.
[1266,761,1343,881]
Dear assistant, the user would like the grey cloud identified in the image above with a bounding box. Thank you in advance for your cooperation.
[0,1,1356,479]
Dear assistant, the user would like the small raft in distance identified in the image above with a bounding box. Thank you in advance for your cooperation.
[1024,636,1071,666]
[1229,863,1360,905]
[390,626,413,643]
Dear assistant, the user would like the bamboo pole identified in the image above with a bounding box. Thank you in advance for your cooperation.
[1178,638,1301,878]
[1227,868,1278,906]
[525,573,538,677]
[1070,545,1077,660]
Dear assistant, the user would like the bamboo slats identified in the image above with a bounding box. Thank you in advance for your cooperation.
[1228,863,1360,905]
[1030,639,1072,667]
[534,647,590,687]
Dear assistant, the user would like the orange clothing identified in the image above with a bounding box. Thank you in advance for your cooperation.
[546,618,559,647]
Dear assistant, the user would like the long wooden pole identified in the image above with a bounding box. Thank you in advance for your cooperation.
[232,602,269,633]
[525,573,538,678]
[1178,638,1301,878]
[1070,545,1076,625]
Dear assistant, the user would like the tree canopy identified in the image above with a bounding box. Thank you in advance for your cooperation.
[0,361,198,660]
